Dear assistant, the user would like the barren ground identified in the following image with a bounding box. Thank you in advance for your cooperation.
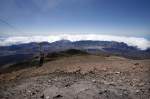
[0,55,150,99]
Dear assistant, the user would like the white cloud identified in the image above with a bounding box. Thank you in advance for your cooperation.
[0,34,150,50]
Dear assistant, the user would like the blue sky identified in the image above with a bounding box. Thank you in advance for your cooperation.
[0,0,150,38]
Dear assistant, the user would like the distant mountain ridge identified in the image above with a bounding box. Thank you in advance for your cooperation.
[0,40,150,66]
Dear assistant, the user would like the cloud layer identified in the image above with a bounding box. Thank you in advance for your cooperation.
[0,34,150,50]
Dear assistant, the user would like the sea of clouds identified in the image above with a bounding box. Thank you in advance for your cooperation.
[0,34,150,50]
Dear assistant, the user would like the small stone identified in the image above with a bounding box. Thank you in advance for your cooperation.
[115,72,120,74]
[89,70,95,74]
[36,90,39,92]
[123,90,128,95]
[109,82,116,86]
[138,82,145,86]
[104,89,107,93]
[54,78,58,81]
[65,83,70,87]
[134,63,139,65]
[48,80,51,83]
[92,79,96,83]
[45,96,50,99]
[102,68,107,71]
[27,90,31,93]
[32,92,36,95]
[40,94,44,99]
[136,90,140,93]
[99,91,103,94]
[53,94,63,98]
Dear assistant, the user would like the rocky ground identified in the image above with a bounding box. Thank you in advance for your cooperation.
[0,55,150,99]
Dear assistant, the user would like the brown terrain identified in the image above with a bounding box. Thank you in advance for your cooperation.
[0,54,150,99]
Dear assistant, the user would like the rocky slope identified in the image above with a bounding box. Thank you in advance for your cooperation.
[1,40,150,66]
[0,55,150,99]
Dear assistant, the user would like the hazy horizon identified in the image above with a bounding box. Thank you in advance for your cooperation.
[0,34,150,50]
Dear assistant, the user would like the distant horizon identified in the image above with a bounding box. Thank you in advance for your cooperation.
[0,32,150,40]
[0,34,150,50]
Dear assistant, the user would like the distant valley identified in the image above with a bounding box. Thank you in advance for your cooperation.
[0,40,150,68]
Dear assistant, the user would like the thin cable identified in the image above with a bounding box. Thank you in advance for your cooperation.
[0,18,24,34]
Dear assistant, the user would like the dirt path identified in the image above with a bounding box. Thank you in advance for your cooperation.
[0,55,150,99]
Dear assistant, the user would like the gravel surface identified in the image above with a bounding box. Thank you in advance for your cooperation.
[0,55,150,99]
